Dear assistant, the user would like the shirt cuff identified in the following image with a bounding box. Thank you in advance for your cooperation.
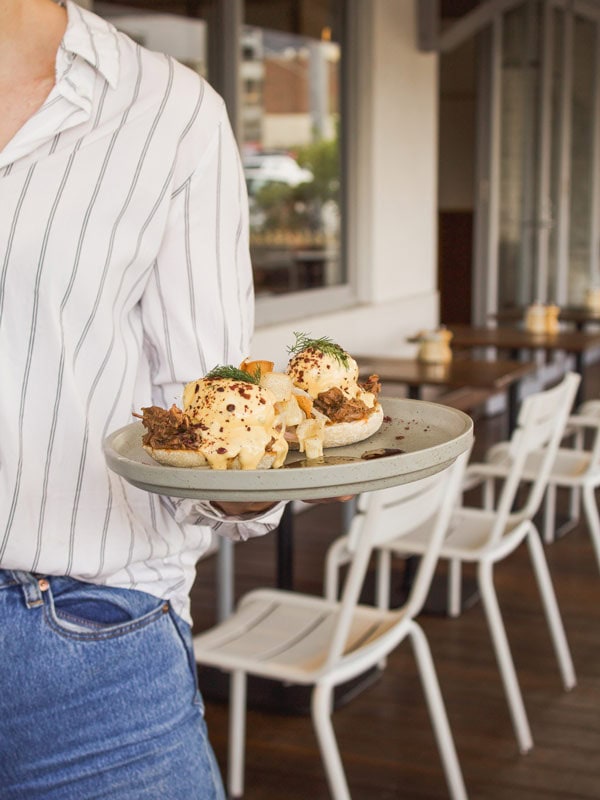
[172,498,286,541]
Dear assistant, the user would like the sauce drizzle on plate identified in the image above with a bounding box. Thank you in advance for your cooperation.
[284,448,405,469]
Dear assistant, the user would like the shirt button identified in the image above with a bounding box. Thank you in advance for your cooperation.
[38,578,50,591]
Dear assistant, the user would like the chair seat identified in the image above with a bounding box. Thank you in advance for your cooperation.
[193,588,401,685]
[386,510,527,562]
[487,443,595,486]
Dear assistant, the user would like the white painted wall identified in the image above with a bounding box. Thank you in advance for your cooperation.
[252,293,435,369]
[253,0,439,363]
[369,0,438,304]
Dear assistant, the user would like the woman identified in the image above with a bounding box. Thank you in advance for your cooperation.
[0,1,285,796]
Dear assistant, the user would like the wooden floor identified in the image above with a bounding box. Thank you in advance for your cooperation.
[190,369,600,800]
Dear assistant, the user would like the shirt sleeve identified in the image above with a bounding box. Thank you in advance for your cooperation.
[138,96,282,540]
[139,99,254,409]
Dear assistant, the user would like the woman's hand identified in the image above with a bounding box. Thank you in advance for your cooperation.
[211,501,279,516]
[212,496,354,517]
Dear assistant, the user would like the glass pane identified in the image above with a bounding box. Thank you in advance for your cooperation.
[547,6,564,304]
[95,2,208,78]
[568,15,596,303]
[242,3,343,297]
[497,1,541,309]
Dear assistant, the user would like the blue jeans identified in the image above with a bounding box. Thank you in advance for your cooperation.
[0,570,226,800]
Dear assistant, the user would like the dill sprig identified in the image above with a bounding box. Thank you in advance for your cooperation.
[205,365,261,385]
[287,332,349,366]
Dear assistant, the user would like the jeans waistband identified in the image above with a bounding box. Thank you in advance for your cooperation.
[0,570,45,608]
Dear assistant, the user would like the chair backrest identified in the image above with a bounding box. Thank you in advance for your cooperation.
[324,449,470,670]
[571,400,600,473]
[488,371,580,544]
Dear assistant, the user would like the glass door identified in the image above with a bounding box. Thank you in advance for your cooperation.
[497,1,541,308]
[470,0,600,317]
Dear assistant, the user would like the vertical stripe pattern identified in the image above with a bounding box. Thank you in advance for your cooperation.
[0,1,261,623]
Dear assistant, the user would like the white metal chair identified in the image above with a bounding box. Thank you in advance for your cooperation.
[193,451,470,800]
[326,372,580,755]
[484,398,600,571]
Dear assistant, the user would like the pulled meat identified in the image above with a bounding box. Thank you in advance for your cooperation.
[134,405,204,450]
[314,387,371,423]
[360,373,381,397]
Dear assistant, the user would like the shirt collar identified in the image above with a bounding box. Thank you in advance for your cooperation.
[57,0,120,91]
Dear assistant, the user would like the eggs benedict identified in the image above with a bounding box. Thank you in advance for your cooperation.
[285,333,383,448]
[136,366,288,470]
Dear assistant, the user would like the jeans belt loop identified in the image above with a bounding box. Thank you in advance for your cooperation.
[11,570,46,609]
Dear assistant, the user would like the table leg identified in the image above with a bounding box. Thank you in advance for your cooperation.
[217,537,234,622]
[276,499,357,590]
[575,352,585,405]
[276,502,294,589]
[341,496,357,533]
[508,382,519,432]
[408,385,421,400]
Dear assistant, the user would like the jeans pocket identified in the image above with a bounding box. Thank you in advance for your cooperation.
[43,580,170,641]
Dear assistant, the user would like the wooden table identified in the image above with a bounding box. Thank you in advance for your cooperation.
[494,305,600,331]
[447,323,600,405]
[357,355,535,432]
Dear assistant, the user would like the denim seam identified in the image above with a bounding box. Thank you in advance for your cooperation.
[42,602,169,642]
[166,607,203,709]
[53,609,114,630]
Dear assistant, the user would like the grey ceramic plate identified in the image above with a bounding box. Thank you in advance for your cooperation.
[103,398,473,501]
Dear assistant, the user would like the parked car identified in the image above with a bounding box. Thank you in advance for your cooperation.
[243,152,313,196]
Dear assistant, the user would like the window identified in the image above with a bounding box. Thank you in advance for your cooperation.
[439,0,600,318]
[96,1,350,321]
[494,1,600,308]
[242,2,345,301]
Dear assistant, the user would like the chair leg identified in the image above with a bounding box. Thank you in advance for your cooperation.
[448,559,462,618]
[324,540,350,602]
[477,561,533,754]
[311,684,351,800]
[569,486,580,525]
[526,527,576,690]
[544,485,556,544]
[483,478,494,510]
[376,549,391,610]
[408,621,467,800]
[582,484,600,573]
[228,670,247,799]
[375,549,392,669]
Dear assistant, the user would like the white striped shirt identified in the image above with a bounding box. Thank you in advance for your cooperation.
[0,1,282,623]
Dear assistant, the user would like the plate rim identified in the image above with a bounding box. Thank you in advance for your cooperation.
[103,398,473,500]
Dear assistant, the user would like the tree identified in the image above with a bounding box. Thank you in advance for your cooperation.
[251,128,340,242]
